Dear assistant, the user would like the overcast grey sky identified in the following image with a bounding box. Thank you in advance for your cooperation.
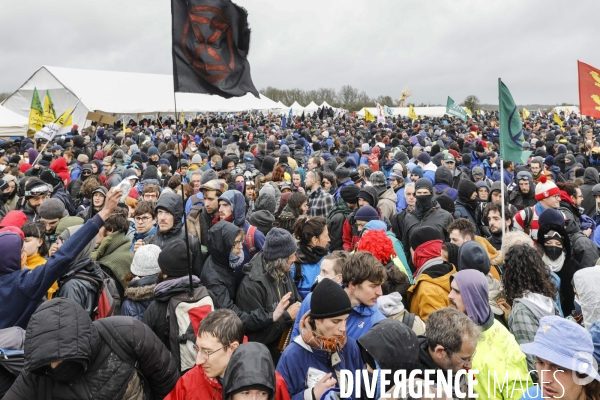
[1,0,599,105]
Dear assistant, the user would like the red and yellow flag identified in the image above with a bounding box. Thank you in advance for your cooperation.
[578,60,600,119]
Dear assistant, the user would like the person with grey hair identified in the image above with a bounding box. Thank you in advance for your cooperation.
[415,307,482,391]
[235,227,302,364]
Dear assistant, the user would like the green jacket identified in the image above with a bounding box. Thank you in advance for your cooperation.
[92,232,133,289]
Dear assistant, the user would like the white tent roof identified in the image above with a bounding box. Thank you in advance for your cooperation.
[320,101,335,109]
[277,101,288,109]
[553,106,580,115]
[290,101,304,115]
[2,66,280,127]
[356,106,449,118]
[304,101,319,112]
[0,104,28,137]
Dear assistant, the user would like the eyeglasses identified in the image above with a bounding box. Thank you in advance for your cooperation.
[193,344,227,361]
[451,350,476,367]
[135,216,152,223]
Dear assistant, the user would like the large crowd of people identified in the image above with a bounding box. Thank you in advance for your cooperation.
[0,109,600,399]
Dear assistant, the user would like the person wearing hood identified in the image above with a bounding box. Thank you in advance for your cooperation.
[201,222,286,335]
[544,155,564,183]
[367,143,381,172]
[67,163,94,209]
[398,178,453,272]
[77,185,106,222]
[135,164,161,196]
[91,211,133,298]
[222,342,289,400]
[218,190,265,282]
[369,171,397,221]
[4,298,179,399]
[573,266,600,329]
[563,153,582,181]
[454,179,481,235]
[277,278,363,400]
[406,226,456,321]
[236,228,302,363]
[537,208,585,316]
[358,319,425,398]
[581,167,600,217]
[121,243,161,321]
[327,185,359,252]
[332,167,354,201]
[470,142,486,169]
[144,192,203,277]
[342,186,392,251]
[499,244,562,376]
[1,174,19,212]
[432,165,458,201]
[448,269,532,399]
[0,189,118,328]
[509,171,537,211]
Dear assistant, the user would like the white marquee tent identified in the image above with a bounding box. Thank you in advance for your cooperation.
[304,101,319,113]
[0,104,28,137]
[319,101,335,109]
[356,106,449,118]
[289,101,304,116]
[2,66,281,128]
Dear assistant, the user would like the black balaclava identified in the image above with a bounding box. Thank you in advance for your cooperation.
[457,180,478,210]
[414,178,434,219]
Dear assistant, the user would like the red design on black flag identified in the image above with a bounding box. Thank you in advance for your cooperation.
[172,0,259,98]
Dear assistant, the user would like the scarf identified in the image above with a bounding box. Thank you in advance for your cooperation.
[412,240,443,277]
[229,251,244,269]
[212,213,233,226]
[414,194,433,220]
[298,312,347,353]
[542,251,566,273]
[297,243,328,265]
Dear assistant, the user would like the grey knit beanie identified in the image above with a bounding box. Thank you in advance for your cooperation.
[254,192,277,214]
[130,244,161,276]
[263,228,297,261]
[38,198,66,220]
[200,169,217,185]
[248,210,275,237]
[369,171,387,189]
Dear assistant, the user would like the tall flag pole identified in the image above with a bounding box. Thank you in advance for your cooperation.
[499,78,532,237]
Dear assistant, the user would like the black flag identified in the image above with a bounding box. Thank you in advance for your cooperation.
[171,0,259,98]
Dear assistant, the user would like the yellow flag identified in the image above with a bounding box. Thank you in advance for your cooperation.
[28,88,43,132]
[463,107,473,116]
[42,92,56,125]
[365,109,375,122]
[408,105,417,120]
[179,110,185,125]
[55,108,73,126]
[553,112,564,131]
[565,107,570,115]
[522,108,531,119]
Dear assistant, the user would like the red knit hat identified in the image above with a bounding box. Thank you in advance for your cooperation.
[19,163,32,174]
[0,210,27,228]
[535,175,560,201]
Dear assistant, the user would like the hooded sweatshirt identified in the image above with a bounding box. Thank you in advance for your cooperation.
[573,267,600,329]
[433,166,458,201]
[581,167,600,217]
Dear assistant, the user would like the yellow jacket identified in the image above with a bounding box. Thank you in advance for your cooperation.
[472,319,532,399]
[407,263,456,321]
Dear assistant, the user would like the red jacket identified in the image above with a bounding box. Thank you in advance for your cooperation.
[165,366,291,400]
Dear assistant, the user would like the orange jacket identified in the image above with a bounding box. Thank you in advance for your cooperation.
[407,264,456,321]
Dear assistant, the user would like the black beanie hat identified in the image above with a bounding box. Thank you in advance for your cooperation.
[158,240,189,278]
[409,226,442,250]
[475,144,485,153]
[414,177,433,194]
[458,179,478,200]
[436,194,456,214]
[312,142,322,152]
[444,241,460,267]
[310,278,353,319]
[340,185,360,204]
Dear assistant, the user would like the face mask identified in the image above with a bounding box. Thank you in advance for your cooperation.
[229,251,244,269]
[45,361,86,383]
[0,165,6,172]
[415,194,433,210]
[544,245,563,261]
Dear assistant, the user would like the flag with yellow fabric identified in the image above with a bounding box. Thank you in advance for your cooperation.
[179,110,185,125]
[365,109,375,122]
[28,88,43,132]
[553,112,565,131]
[463,107,473,116]
[42,91,56,125]
[408,105,417,120]
[522,108,531,119]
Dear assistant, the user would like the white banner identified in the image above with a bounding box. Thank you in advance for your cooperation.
[34,122,61,141]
